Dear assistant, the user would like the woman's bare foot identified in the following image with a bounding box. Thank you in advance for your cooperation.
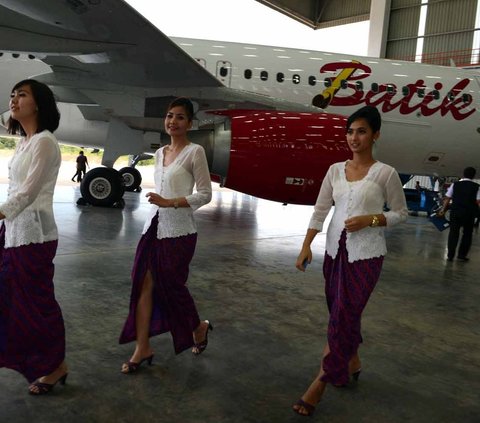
[292,376,327,416]
[29,361,68,394]
[121,346,154,373]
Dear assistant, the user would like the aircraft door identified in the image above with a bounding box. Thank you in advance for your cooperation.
[216,61,232,87]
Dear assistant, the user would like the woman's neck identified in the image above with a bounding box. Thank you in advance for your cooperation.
[169,136,189,149]
[350,152,375,167]
[20,120,38,140]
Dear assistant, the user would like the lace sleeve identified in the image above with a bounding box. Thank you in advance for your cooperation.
[185,146,212,211]
[308,165,335,231]
[0,136,58,220]
[384,168,408,226]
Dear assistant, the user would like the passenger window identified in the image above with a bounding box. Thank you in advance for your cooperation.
[417,88,425,98]
[324,78,332,87]
[371,83,379,93]
[219,67,228,77]
[447,91,455,101]
[462,93,472,103]
[355,81,363,91]
[244,69,252,79]
[292,74,300,84]
[433,90,440,100]
[277,72,284,83]
[402,86,409,96]
[260,70,268,81]
[386,84,394,94]
[308,76,316,86]
[340,79,348,89]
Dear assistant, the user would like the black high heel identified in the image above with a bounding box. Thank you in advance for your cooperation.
[121,354,154,374]
[29,373,68,395]
[192,320,213,355]
[351,368,361,381]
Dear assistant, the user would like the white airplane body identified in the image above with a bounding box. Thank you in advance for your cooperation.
[0,0,479,206]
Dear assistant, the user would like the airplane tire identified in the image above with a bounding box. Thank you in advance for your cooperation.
[80,167,125,207]
[119,166,142,192]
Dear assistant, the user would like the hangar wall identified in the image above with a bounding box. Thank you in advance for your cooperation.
[386,0,479,66]
[259,0,479,65]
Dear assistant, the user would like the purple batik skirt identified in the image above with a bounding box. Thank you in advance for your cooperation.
[320,230,384,386]
[0,224,65,383]
[119,214,200,354]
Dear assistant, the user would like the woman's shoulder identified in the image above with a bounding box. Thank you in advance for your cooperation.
[189,143,204,153]
[32,130,59,149]
[34,130,56,142]
[330,161,347,173]
[375,161,397,174]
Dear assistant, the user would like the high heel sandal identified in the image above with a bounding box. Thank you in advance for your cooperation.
[292,398,316,417]
[333,368,362,388]
[121,354,154,374]
[192,320,213,356]
[28,373,68,395]
[351,368,361,381]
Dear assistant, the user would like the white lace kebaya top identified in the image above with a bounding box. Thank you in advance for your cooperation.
[0,130,61,248]
[142,143,212,239]
[308,161,408,262]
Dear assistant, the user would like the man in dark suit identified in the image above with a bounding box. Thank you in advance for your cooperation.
[439,167,480,261]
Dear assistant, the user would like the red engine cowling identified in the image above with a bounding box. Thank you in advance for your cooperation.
[210,110,351,205]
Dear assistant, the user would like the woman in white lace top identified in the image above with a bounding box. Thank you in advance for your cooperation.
[0,79,68,395]
[119,97,213,372]
[293,106,408,416]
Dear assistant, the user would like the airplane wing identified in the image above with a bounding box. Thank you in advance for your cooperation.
[0,0,314,120]
[0,0,222,90]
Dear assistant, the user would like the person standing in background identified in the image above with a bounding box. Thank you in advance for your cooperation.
[439,167,480,261]
[71,150,89,182]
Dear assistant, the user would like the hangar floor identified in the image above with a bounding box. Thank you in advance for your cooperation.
[0,184,479,423]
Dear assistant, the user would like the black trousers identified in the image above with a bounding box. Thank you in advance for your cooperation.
[447,211,475,259]
[72,168,86,182]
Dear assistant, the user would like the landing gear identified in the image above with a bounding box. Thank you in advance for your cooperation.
[119,166,142,192]
[80,167,125,207]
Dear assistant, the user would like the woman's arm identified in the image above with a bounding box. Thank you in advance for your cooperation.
[0,136,58,221]
[383,168,408,226]
[296,165,335,271]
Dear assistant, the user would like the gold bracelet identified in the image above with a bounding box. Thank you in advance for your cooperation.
[370,215,380,227]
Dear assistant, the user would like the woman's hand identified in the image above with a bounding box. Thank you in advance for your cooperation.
[296,247,312,272]
[146,192,171,208]
[344,215,372,232]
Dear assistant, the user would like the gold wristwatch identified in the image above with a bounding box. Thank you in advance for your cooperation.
[370,215,380,227]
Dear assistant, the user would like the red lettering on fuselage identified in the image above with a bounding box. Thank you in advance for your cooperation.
[316,62,476,121]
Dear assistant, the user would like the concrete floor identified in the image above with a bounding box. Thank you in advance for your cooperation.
[0,184,479,423]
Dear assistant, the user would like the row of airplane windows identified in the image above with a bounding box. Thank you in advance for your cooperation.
[2,52,473,104]
[218,66,473,103]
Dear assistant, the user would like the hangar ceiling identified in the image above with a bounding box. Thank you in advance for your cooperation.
[256,0,371,29]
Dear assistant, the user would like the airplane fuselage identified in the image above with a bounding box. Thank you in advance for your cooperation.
[174,37,480,177]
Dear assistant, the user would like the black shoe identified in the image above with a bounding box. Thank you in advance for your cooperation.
[71,178,75,182]
[457,256,469,262]
[446,257,453,262]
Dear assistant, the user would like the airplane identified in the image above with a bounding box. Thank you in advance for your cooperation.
[0,0,479,207]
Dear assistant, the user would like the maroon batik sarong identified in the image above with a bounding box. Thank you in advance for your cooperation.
[119,214,200,354]
[0,224,65,383]
[321,230,384,386]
